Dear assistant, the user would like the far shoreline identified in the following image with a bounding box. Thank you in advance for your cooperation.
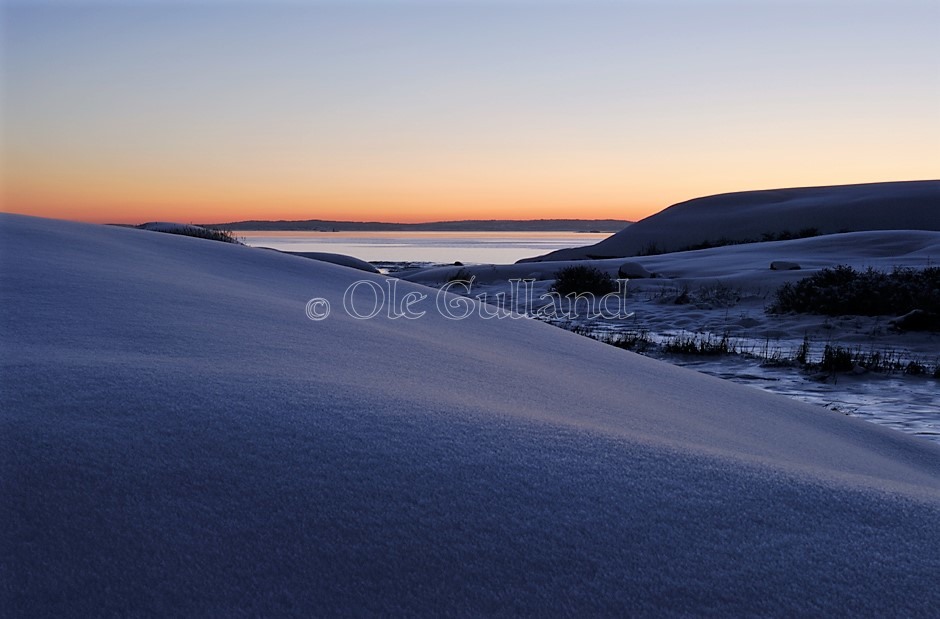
[199,218,632,233]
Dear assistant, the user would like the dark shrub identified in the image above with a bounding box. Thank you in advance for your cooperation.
[798,227,820,239]
[770,265,940,322]
[550,265,616,296]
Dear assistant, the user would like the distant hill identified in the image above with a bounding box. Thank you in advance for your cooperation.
[202,218,631,233]
[519,180,940,262]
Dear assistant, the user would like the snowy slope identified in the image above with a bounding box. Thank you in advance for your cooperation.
[279,249,380,273]
[523,180,940,261]
[2,214,940,616]
[405,229,940,287]
[402,229,940,370]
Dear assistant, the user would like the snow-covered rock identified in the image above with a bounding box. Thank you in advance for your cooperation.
[283,251,380,273]
[890,309,940,332]
[617,261,653,278]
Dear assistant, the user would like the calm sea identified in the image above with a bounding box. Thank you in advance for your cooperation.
[241,231,611,264]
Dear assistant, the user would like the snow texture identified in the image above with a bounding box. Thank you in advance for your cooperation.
[403,229,940,360]
[522,180,940,261]
[404,229,940,289]
[281,250,380,273]
[2,214,940,616]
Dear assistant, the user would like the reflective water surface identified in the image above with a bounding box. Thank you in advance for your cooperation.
[243,231,611,264]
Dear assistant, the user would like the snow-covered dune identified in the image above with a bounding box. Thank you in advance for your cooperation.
[277,249,380,273]
[2,214,940,616]
[404,229,940,287]
[402,230,940,290]
[522,180,940,261]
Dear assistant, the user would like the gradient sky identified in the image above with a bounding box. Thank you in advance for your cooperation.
[2,0,938,224]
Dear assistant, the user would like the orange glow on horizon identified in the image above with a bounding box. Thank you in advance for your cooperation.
[4,3,938,227]
[1,194,663,225]
[2,156,670,224]
[6,172,938,226]
[6,132,937,226]
[8,144,937,225]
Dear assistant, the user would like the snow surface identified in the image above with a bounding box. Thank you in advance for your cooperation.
[3,214,940,616]
[279,250,380,273]
[523,180,940,261]
[405,229,940,287]
[404,229,940,360]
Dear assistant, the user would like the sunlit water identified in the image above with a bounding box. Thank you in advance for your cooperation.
[242,231,611,264]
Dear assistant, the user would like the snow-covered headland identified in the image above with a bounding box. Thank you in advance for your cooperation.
[520,180,940,262]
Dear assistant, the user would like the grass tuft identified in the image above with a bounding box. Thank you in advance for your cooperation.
[140,224,241,244]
